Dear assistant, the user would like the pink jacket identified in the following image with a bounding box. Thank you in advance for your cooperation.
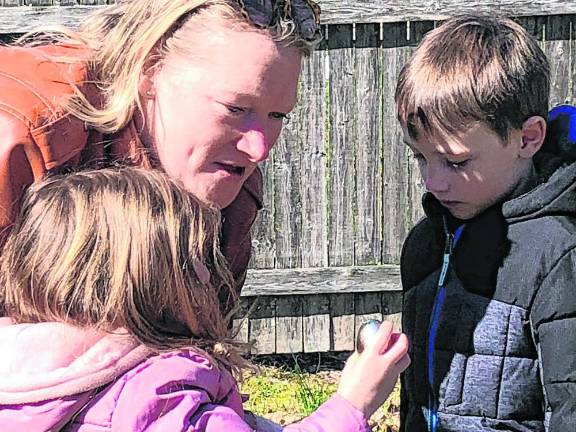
[0,319,371,432]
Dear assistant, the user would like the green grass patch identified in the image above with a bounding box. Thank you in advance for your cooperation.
[240,365,337,424]
[240,363,401,431]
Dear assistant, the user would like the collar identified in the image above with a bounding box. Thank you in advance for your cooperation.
[104,119,154,169]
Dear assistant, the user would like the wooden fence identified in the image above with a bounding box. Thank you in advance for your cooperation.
[2,1,576,354]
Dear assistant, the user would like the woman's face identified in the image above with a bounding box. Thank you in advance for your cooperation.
[141,29,302,209]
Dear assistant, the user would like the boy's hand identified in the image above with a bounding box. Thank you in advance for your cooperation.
[337,321,410,418]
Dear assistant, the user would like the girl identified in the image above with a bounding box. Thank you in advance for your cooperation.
[0,168,410,431]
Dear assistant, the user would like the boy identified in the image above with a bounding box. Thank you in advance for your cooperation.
[395,15,576,431]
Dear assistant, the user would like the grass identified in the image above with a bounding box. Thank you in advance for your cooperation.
[240,357,401,431]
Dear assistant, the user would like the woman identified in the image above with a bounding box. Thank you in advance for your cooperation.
[0,0,320,302]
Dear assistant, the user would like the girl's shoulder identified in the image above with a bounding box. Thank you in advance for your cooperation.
[122,349,238,400]
[76,349,243,431]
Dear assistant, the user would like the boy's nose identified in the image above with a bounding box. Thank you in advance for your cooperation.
[237,129,270,163]
[424,166,449,193]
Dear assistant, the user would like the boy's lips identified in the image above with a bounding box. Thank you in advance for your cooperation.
[439,199,462,207]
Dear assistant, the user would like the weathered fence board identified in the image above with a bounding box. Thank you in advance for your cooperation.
[236,275,404,354]
[354,292,383,335]
[251,159,276,269]
[247,296,276,354]
[3,1,576,33]
[241,265,400,297]
[318,0,576,24]
[354,23,383,266]
[405,22,434,231]
[546,15,572,107]
[381,21,430,263]
[274,85,303,269]
[572,15,576,101]
[327,24,356,266]
[232,297,253,348]
[303,294,331,352]
[382,291,403,330]
[298,49,329,268]
[331,293,355,351]
[236,265,402,354]
[275,296,303,353]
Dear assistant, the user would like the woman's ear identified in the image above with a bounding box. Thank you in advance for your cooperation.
[138,51,161,100]
[519,116,546,158]
[139,73,156,100]
[134,68,158,139]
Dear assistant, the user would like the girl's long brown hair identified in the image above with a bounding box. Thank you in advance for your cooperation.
[0,167,246,369]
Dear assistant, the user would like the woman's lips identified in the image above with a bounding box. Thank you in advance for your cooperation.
[214,162,245,177]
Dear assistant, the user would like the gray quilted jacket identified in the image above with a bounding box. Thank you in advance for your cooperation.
[400,150,576,431]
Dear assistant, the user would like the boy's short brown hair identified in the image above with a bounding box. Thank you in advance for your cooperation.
[395,15,550,142]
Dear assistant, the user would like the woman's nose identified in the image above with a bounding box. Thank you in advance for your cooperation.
[237,129,271,163]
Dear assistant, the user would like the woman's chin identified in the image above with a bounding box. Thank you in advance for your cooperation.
[192,185,240,209]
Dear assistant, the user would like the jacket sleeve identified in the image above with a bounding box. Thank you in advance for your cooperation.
[282,395,370,432]
[111,356,369,432]
[530,247,576,431]
[192,394,370,432]
[0,112,45,245]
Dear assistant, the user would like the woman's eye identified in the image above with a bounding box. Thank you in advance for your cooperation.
[270,112,291,121]
[225,104,246,114]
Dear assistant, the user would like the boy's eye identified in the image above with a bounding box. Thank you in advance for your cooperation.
[412,153,426,163]
[447,159,469,169]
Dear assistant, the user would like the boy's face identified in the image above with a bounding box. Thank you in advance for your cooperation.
[403,122,530,220]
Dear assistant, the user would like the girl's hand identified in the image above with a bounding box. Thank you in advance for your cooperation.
[336,321,410,418]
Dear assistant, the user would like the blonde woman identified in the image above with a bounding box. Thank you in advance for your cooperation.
[0,167,410,431]
[0,0,319,306]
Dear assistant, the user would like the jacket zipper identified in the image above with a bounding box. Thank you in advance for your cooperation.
[427,222,464,432]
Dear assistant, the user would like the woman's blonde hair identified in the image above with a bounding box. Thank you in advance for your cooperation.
[18,0,318,133]
[0,167,245,368]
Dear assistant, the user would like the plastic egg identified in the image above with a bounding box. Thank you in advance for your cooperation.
[356,319,382,353]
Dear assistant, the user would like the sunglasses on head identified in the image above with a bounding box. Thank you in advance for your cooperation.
[235,0,321,42]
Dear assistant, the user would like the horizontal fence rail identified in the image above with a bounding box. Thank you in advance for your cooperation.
[242,265,401,296]
[1,0,576,32]
[237,266,402,354]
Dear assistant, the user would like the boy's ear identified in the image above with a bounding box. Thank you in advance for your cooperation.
[519,116,546,158]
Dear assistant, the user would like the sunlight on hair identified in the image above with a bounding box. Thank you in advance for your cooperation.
[16,0,317,135]
[0,168,249,374]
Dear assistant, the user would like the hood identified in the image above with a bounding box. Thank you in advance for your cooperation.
[505,104,576,222]
[0,319,150,430]
[503,153,576,222]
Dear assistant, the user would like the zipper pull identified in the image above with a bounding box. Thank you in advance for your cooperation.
[438,233,453,287]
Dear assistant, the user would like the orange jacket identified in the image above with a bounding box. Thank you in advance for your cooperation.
[0,43,262,297]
